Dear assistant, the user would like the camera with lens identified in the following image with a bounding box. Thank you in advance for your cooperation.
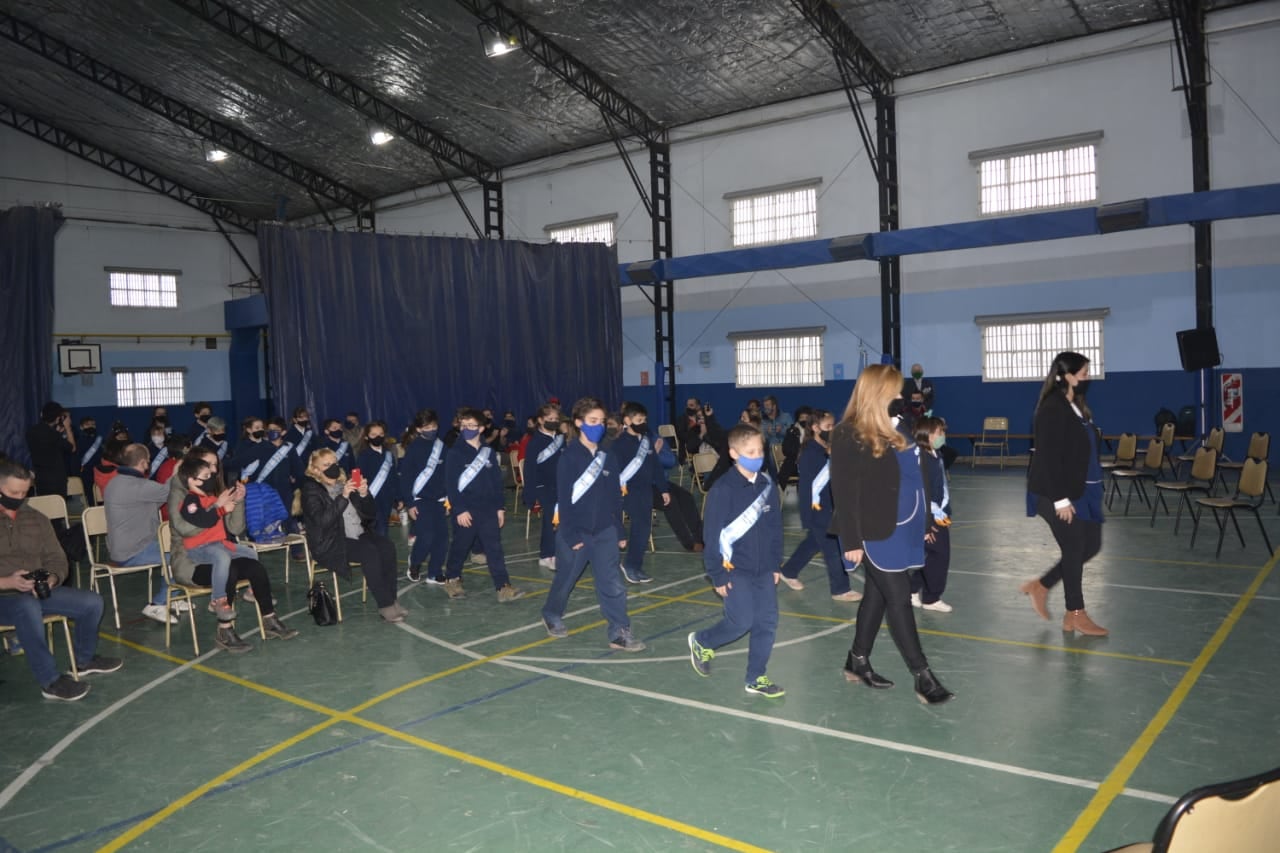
[24,569,53,600]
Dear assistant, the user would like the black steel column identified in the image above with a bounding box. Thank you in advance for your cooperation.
[876,95,901,366]
[483,180,504,239]
[649,140,677,425]
[1171,0,1213,330]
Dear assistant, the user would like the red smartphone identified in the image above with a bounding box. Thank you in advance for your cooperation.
[350,468,363,487]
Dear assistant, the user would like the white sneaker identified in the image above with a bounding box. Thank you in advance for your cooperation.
[921,599,954,613]
[910,592,922,608]
[538,557,556,569]
[170,599,192,613]
[142,603,178,625]
[780,576,804,591]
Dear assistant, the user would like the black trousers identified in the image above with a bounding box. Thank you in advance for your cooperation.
[1035,496,1102,611]
[344,532,400,608]
[192,557,276,617]
[909,526,950,603]
[851,563,928,673]
[655,483,703,550]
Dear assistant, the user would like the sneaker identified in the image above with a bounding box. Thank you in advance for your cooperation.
[209,597,235,621]
[444,578,466,599]
[262,614,299,639]
[745,676,785,698]
[911,592,922,608]
[142,603,178,625]
[608,629,647,653]
[538,557,556,570]
[780,576,804,591]
[424,575,446,586]
[42,674,90,701]
[543,618,568,639]
[922,599,954,613]
[215,626,253,654]
[379,605,406,623]
[497,584,526,603]
[621,565,652,584]
[170,599,192,613]
[77,655,123,675]
[469,552,487,566]
[687,632,713,677]
[831,590,863,602]
[406,564,422,583]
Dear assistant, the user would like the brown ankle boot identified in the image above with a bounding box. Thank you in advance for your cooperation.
[1063,609,1108,636]
[1019,579,1050,621]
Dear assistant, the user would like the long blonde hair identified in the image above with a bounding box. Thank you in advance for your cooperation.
[306,448,346,484]
[840,363,909,458]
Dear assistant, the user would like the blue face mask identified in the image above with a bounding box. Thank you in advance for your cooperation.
[580,423,606,443]
[266,429,282,442]
[737,455,764,474]
[460,427,481,440]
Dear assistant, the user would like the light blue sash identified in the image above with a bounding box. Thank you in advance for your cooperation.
[334,440,349,462]
[619,437,650,494]
[412,439,445,498]
[258,443,293,482]
[536,433,564,464]
[457,446,492,493]
[368,450,394,497]
[293,428,313,457]
[811,461,830,510]
[149,447,169,477]
[719,474,772,569]
[571,451,606,504]
[80,436,102,467]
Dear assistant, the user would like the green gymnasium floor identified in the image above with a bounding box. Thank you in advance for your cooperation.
[2,467,1277,853]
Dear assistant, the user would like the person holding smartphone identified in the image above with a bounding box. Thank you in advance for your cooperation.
[26,401,76,499]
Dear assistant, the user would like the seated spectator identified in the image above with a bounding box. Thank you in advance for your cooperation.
[902,363,936,411]
[168,452,298,652]
[318,418,354,475]
[75,415,104,501]
[188,401,213,442]
[777,406,812,490]
[342,412,364,449]
[760,396,793,449]
[146,420,172,479]
[300,448,407,623]
[155,434,190,487]
[0,459,122,700]
[93,436,131,499]
[195,416,230,462]
[654,434,704,552]
[104,443,187,625]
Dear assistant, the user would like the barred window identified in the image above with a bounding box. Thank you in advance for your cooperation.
[546,217,615,245]
[115,369,185,407]
[108,268,179,308]
[976,310,1107,381]
[730,327,825,388]
[728,182,819,247]
[972,133,1100,215]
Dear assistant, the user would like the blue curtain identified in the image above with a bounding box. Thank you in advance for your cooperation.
[0,206,63,463]
[259,225,622,428]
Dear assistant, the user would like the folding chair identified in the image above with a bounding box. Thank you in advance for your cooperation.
[1108,439,1163,515]
[1217,432,1272,502]
[247,532,310,585]
[971,417,1010,469]
[1173,425,1223,479]
[1157,422,1178,477]
[65,476,87,520]
[1150,446,1216,535]
[1100,433,1138,473]
[509,449,524,518]
[81,506,159,630]
[1191,458,1273,558]
[0,616,79,680]
[29,495,80,587]
[691,451,719,513]
[158,521,264,654]
[307,559,367,623]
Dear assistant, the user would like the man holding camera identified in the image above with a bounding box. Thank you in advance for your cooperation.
[0,459,121,701]
[25,401,76,499]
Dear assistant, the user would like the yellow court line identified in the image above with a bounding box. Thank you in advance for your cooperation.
[1051,548,1278,852]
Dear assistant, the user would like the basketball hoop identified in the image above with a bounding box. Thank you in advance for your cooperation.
[74,367,93,385]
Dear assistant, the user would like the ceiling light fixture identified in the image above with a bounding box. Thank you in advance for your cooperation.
[478,23,518,58]
[205,148,229,163]
[369,127,395,146]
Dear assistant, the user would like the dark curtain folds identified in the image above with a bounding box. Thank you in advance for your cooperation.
[0,206,63,463]
[259,225,622,429]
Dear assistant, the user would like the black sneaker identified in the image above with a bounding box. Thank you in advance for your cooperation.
[608,628,646,652]
[406,564,422,583]
[688,632,713,677]
[543,618,568,639]
[745,676,785,698]
[42,674,90,701]
[78,655,123,675]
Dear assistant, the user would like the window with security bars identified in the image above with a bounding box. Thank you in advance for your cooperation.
[108,269,179,308]
[731,328,825,388]
[730,184,818,247]
[976,140,1098,215]
[115,369,185,408]
[547,218,615,245]
[978,311,1106,382]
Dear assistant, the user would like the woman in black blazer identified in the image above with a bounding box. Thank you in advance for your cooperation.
[829,364,953,704]
[1021,351,1108,636]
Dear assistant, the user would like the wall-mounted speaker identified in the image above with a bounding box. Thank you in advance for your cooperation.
[828,233,872,261]
[1096,199,1149,233]
[1176,327,1221,371]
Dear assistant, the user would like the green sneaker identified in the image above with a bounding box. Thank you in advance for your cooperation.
[687,632,713,677]
[745,676,785,698]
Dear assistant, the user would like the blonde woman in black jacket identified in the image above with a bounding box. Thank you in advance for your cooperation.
[1020,351,1108,636]
[829,364,953,705]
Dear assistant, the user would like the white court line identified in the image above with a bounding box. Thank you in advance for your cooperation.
[507,622,852,665]
[0,585,366,811]
[394,622,1176,807]
[949,568,1280,602]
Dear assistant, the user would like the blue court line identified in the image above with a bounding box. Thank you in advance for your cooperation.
[30,616,711,852]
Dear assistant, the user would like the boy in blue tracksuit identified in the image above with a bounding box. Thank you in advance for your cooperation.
[75,416,103,499]
[613,402,670,584]
[541,397,646,652]
[522,404,564,570]
[689,423,785,698]
[354,420,399,536]
[256,417,300,512]
[285,406,316,472]
[442,408,524,602]
[400,409,449,584]
[779,409,861,602]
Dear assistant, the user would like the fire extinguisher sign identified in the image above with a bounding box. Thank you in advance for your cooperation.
[1220,373,1244,433]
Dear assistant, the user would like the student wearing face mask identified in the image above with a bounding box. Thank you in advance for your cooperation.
[522,404,564,570]
[151,407,172,435]
[145,420,172,480]
[253,417,298,518]
[342,412,363,449]
[399,410,449,584]
[76,416,104,500]
[829,364,953,705]
[286,407,316,469]
[902,363,936,412]
[226,416,270,484]
[318,418,354,474]
[441,408,524,602]
[614,402,670,584]
[780,410,861,602]
[602,413,623,450]
[909,417,954,614]
[354,421,399,536]
[188,402,213,443]
[196,416,230,463]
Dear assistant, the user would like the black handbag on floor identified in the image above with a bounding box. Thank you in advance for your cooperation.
[307,580,338,626]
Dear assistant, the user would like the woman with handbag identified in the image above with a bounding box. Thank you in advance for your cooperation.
[300,448,406,623]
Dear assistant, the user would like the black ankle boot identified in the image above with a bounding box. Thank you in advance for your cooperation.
[913,668,955,705]
[843,651,894,688]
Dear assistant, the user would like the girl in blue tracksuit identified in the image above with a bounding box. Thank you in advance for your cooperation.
[522,404,564,569]
[354,420,398,536]
[400,409,449,584]
[910,417,954,612]
[780,409,858,601]
[614,402,670,584]
[226,417,271,484]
